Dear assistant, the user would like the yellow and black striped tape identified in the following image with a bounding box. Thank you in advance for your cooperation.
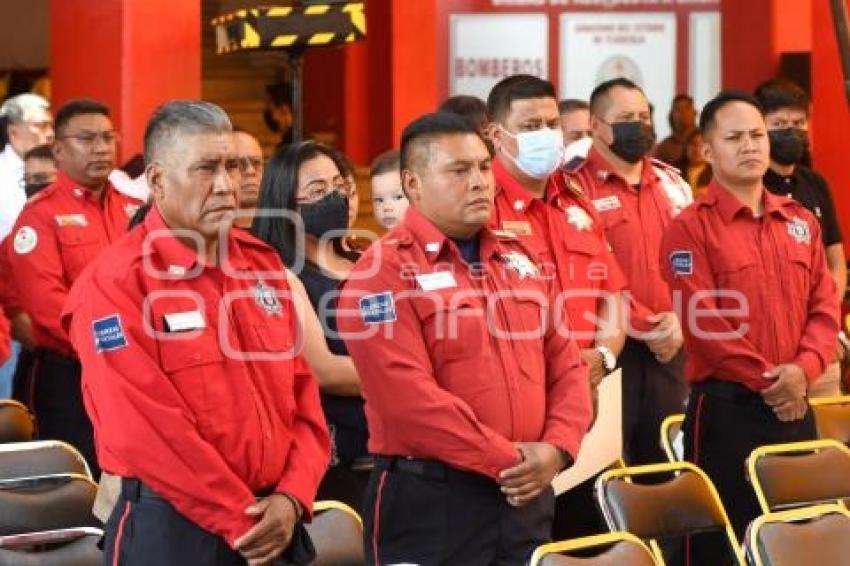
[212,3,366,53]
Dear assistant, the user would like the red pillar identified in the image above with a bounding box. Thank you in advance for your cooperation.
[50,0,201,163]
[812,0,850,248]
[721,0,777,90]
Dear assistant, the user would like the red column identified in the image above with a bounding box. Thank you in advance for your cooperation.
[721,0,777,90]
[50,0,201,163]
[812,0,850,248]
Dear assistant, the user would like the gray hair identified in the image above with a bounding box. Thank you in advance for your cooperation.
[0,93,50,124]
[143,100,232,165]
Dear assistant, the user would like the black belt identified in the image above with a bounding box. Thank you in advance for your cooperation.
[693,379,763,404]
[374,456,495,488]
[34,348,79,367]
[121,478,275,503]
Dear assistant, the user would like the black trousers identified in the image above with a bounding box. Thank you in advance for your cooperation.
[316,464,370,516]
[364,457,554,566]
[680,380,816,566]
[30,349,99,478]
[104,480,314,566]
[620,338,689,465]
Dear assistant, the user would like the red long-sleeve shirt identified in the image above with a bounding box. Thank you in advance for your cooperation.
[567,147,693,333]
[660,181,838,391]
[491,160,625,348]
[337,206,592,478]
[9,171,143,355]
[61,206,330,547]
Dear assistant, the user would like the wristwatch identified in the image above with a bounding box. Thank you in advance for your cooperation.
[596,345,617,374]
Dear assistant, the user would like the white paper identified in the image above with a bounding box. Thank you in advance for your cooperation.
[552,369,623,495]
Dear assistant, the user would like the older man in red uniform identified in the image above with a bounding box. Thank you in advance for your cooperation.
[62,101,329,566]
[661,91,838,564]
[8,99,143,475]
[338,112,592,566]
[565,78,694,465]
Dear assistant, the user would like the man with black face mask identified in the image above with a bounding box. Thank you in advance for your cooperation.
[756,79,846,397]
[565,78,693,466]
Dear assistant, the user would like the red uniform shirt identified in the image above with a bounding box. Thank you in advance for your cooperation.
[491,160,626,348]
[9,171,143,356]
[660,181,838,391]
[337,206,592,478]
[61,206,330,547]
[568,147,693,333]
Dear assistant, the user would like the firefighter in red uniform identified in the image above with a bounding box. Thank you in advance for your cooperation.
[661,91,838,564]
[565,78,694,465]
[8,100,143,475]
[338,113,592,566]
[481,75,625,540]
[62,101,329,566]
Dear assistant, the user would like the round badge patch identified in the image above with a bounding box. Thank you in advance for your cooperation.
[13,226,38,255]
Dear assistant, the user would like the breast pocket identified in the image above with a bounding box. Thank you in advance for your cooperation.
[506,292,547,384]
[788,244,813,301]
[714,255,758,309]
[157,332,245,426]
[57,229,101,282]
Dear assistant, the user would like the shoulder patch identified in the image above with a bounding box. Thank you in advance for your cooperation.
[13,226,38,255]
[359,292,397,325]
[92,314,128,352]
[669,250,693,276]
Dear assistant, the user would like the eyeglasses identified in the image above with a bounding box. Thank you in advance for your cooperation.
[297,176,350,203]
[21,172,55,187]
[237,156,264,173]
[58,130,120,148]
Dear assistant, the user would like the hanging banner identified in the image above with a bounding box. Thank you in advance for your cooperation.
[450,13,549,99]
[559,12,677,138]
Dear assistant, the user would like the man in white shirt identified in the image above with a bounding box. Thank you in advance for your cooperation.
[0,94,53,239]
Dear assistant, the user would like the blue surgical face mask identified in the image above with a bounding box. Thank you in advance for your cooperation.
[500,126,565,179]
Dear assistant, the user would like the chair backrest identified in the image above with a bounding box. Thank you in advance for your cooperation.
[0,529,102,566]
[530,532,659,566]
[0,441,90,482]
[746,504,850,566]
[0,401,34,443]
[659,413,685,462]
[747,439,850,514]
[307,500,364,566]
[811,396,850,445]
[595,461,744,564]
[0,474,99,535]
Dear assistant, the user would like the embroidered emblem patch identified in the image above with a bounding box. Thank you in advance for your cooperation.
[92,314,128,352]
[787,217,811,245]
[502,251,539,279]
[566,205,593,231]
[359,292,396,325]
[669,250,693,276]
[254,281,282,316]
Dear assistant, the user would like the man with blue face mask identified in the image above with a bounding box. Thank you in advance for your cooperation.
[486,74,627,541]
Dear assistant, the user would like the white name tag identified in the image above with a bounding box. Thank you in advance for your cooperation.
[415,271,457,291]
[592,195,622,212]
[163,310,206,332]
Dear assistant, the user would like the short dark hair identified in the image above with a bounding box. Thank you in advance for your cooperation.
[54,99,110,136]
[400,112,486,172]
[370,149,400,178]
[251,140,345,268]
[486,75,557,123]
[589,78,644,117]
[699,90,764,134]
[558,99,589,114]
[438,95,489,130]
[329,147,355,178]
[754,78,810,115]
[23,143,54,162]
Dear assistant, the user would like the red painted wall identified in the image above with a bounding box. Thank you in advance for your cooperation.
[50,0,200,162]
[812,0,850,250]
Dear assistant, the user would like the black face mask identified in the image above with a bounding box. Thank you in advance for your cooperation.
[24,181,51,198]
[609,121,656,163]
[769,128,807,166]
[299,191,350,238]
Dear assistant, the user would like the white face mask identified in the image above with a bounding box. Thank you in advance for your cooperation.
[501,126,565,179]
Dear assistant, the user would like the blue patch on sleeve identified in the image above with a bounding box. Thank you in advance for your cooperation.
[92,314,128,352]
[669,250,693,276]
[359,292,397,325]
